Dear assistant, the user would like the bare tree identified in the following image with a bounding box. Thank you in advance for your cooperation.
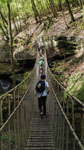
[7,2,16,86]
[65,0,75,22]
[0,10,9,40]
[49,0,57,17]
[60,2,69,29]
[83,1,84,21]
[7,2,13,67]
[59,0,62,10]
[0,23,9,40]
[0,10,8,26]
[79,0,83,9]
[31,0,39,23]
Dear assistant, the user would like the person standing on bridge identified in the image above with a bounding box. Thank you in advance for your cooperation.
[35,74,49,118]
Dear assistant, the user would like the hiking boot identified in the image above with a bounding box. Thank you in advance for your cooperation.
[40,112,43,115]
[40,112,43,119]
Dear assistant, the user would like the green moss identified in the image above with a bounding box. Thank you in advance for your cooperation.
[69,54,84,66]
[23,71,30,79]
[60,74,65,79]
[54,73,65,82]
[76,82,84,102]
[80,22,84,30]
[69,57,80,65]
[2,134,9,140]
[0,64,11,74]
[66,73,84,102]
[55,67,61,72]
[54,74,60,80]
[67,74,81,93]
[63,66,68,71]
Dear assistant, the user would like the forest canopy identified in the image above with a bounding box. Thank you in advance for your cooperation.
[0,0,84,67]
[0,0,83,36]
[0,0,83,40]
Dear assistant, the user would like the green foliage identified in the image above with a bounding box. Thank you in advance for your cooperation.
[76,82,84,102]
[2,133,9,140]
[63,66,68,71]
[8,0,12,3]
[0,0,12,3]
[0,0,5,3]
[66,72,84,102]
[23,71,30,80]
[70,57,81,65]
[67,74,80,92]
[54,73,65,82]
[80,22,84,30]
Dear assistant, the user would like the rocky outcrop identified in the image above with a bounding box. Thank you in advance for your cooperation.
[13,47,36,61]
[0,41,10,63]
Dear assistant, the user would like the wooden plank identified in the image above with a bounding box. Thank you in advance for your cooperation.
[27,143,52,146]
[26,147,53,150]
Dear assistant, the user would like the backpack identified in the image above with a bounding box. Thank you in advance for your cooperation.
[39,60,44,66]
[36,80,45,93]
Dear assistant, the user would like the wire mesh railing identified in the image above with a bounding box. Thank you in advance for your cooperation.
[48,67,84,150]
[0,63,36,150]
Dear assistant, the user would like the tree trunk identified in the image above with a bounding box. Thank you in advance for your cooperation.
[0,23,9,40]
[60,2,69,29]
[0,10,8,26]
[49,0,57,17]
[66,0,75,22]
[12,13,18,35]
[7,2,16,86]
[31,0,39,23]
[15,0,22,32]
[7,2,13,67]
[73,0,78,7]
[59,0,62,10]
[45,0,51,15]
[79,0,83,9]
[83,5,84,22]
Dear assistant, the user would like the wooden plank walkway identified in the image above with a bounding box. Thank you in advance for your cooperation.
[25,112,53,150]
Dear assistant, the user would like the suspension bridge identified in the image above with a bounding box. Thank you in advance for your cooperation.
[0,52,84,150]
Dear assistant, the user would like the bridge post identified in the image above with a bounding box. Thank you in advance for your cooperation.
[13,90,16,109]
[66,96,69,117]
[61,115,65,150]
[81,113,84,144]
[66,124,69,150]
[17,88,20,104]
[0,100,3,126]
[8,123,11,150]
[8,96,11,116]
[72,100,75,129]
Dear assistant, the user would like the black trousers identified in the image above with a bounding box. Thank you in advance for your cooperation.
[38,96,47,114]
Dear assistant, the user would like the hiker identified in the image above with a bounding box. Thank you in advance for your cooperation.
[35,74,49,118]
[39,66,44,75]
[39,59,44,67]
